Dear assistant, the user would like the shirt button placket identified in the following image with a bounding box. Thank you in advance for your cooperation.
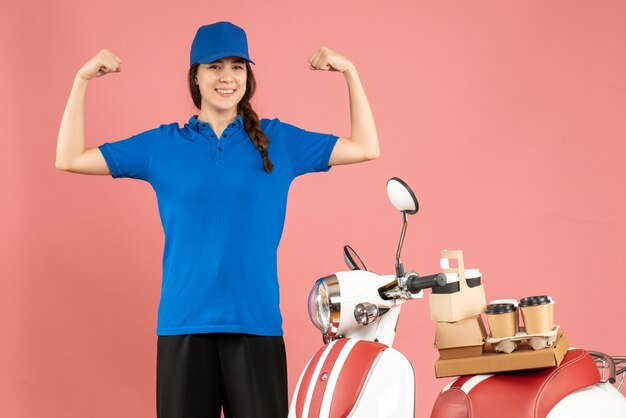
[213,119,240,167]
[215,144,224,167]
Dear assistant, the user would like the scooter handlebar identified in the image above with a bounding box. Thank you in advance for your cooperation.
[406,273,447,294]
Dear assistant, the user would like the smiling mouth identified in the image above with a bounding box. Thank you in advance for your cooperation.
[216,89,236,97]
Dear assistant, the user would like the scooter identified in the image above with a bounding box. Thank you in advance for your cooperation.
[287,177,626,418]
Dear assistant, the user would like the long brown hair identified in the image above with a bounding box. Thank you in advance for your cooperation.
[188,62,274,173]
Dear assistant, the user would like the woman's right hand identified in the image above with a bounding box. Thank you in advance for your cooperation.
[76,49,122,81]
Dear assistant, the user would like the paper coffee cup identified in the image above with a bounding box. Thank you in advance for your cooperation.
[431,272,460,294]
[465,268,482,288]
[520,295,554,334]
[485,303,518,338]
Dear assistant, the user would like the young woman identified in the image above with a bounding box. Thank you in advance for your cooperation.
[56,21,379,418]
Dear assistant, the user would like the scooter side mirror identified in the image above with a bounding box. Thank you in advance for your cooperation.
[343,245,367,271]
[387,177,419,215]
[386,177,419,278]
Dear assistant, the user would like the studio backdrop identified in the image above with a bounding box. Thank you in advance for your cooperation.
[1,1,625,417]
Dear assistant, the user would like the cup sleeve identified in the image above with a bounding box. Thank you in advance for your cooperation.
[97,128,157,181]
[277,120,339,177]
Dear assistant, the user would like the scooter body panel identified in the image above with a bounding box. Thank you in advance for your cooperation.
[347,347,414,418]
[547,382,626,418]
[288,339,414,418]
[333,271,405,347]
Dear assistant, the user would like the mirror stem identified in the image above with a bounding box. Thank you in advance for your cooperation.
[395,212,408,278]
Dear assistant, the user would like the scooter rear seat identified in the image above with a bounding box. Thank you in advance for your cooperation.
[430,348,600,418]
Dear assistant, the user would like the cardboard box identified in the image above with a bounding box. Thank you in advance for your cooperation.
[429,250,487,322]
[434,333,569,378]
[435,315,487,359]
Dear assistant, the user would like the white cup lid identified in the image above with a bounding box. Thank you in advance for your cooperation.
[465,268,481,279]
[489,298,519,308]
[444,272,460,283]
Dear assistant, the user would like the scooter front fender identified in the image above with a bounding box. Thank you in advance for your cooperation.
[289,338,415,418]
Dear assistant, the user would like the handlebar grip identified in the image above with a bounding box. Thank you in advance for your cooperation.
[406,273,447,294]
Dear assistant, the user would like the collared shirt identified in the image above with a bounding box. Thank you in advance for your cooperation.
[98,115,338,336]
[187,113,243,140]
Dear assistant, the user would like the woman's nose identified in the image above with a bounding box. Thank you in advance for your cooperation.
[220,70,234,82]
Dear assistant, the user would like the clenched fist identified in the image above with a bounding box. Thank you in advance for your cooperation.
[307,47,355,74]
[77,49,122,81]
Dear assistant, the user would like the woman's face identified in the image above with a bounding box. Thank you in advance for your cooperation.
[195,56,247,113]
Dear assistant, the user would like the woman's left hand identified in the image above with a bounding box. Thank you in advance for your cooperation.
[308,47,355,74]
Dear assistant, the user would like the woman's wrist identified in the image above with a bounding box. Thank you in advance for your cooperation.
[342,61,356,73]
[74,72,90,84]
[71,74,89,96]
[342,63,359,82]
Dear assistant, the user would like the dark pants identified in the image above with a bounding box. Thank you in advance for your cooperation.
[156,333,289,418]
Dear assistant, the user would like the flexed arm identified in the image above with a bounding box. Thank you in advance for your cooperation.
[308,47,380,165]
[55,49,122,174]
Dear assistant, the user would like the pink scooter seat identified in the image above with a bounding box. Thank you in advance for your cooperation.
[430,349,600,418]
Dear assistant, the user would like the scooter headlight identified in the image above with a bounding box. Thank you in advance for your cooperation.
[307,275,341,336]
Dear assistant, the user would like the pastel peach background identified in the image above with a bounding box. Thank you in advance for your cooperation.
[2,1,625,417]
